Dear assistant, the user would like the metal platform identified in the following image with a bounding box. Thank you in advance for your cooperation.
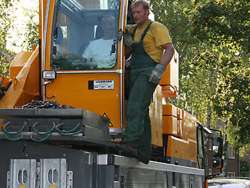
[0,108,111,144]
[98,154,205,176]
[1,140,205,188]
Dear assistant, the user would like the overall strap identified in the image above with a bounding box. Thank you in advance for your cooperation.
[140,21,152,41]
[132,25,137,39]
[132,21,153,41]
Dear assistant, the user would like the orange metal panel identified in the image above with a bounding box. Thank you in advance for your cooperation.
[177,108,182,120]
[150,86,163,146]
[177,118,183,138]
[45,0,56,70]
[163,115,178,135]
[39,0,46,41]
[9,52,32,79]
[177,108,183,137]
[163,103,178,117]
[160,51,179,98]
[46,73,121,128]
[162,104,184,137]
[166,135,197,162]
[0,76,11,89]
[0,48,40,108]
[161,85,177,98]
[182,110,197,140]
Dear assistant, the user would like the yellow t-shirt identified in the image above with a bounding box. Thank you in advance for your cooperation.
[128,20,172,63]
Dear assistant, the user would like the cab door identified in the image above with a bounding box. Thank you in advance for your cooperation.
[41,0,127,132]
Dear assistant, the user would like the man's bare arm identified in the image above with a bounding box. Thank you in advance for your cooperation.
[148,43,175,84]
[159,43,175,68]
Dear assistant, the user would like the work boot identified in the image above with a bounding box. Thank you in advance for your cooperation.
[137,150,150,164]
[115,143,150,164]
[116,143,138,158]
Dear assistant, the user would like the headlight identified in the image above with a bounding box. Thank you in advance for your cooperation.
[42,70,56,80]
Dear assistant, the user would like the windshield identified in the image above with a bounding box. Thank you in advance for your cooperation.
[51,0,119,70]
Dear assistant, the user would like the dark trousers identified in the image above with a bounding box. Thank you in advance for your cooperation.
[123,67,157,162]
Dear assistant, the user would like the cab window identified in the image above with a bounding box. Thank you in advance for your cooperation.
[51,0,119,70]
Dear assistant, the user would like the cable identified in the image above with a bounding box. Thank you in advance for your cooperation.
[30,122,55,142]
[2,121,26,141]
[54,122,82,136]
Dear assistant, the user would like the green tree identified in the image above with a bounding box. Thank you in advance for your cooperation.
[192,0,250,146]
[0,0,39,76]
[151,0,250,146]
[151,0,220,126]
[22,3,39,51]
[0,0,15,75]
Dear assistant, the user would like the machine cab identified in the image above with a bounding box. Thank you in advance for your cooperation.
[42,0,127,133]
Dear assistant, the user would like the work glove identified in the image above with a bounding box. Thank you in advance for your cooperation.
[118,30,134,47]
[148,64,165,84]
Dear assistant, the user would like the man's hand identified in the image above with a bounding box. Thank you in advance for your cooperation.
[148,64,165,84]
[118,30,134,47]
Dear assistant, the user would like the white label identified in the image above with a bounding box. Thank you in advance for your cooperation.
[93,80,114,90]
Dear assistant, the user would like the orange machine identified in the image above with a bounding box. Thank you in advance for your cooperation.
[0,0,223,187]
[0,0,201,166]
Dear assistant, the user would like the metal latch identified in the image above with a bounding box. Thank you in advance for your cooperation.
[7,159,73,188]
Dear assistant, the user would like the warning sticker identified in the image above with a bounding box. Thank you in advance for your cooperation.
[93,80,114,90]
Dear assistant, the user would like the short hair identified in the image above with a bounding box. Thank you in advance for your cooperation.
[131,0,150,11]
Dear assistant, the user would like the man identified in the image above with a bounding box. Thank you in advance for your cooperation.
[121,0,174,164]
[82,15,116,68]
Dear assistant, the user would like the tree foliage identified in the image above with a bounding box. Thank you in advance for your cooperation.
[151,0,250,146]
[193,0,250,52]
[6,0,39,51]
[22,8,39,51]
[0,0,14,75]
[193,0,250,146]
[0,0,39,75]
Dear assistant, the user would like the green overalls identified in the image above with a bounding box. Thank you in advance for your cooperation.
[123,21,158,163]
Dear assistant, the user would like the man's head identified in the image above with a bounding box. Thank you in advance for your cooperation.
[101,15,115,31]
[100,15,115,39]
[131,0,150,25]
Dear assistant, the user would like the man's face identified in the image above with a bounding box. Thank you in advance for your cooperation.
[132,4,149,25]
[101,16,115,31]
